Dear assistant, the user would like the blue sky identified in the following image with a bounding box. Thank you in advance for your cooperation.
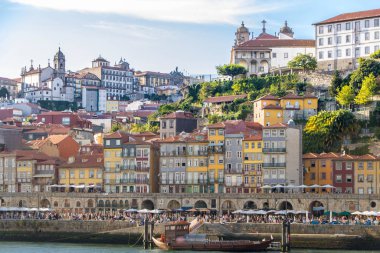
[0,0,379,78]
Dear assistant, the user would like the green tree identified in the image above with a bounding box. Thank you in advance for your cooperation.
[111,123,122,133]
[303,110,359,153]
[355,73,377,105]
[329,71,343,97]
[287,54,317,71]
[216,64,247,80]
[370,49,380,59]
[349,58,380,92]
[336,85,355,107]
[0,87,9,98]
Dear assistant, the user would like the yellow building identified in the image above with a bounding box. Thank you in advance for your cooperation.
[303,152,338,193]
[58,154,104,192]
[103,131,127,193]
[354,154,379,195]
[207,122,226,193]
[106,100,119,112]
[254,94,318,126]
[242,135,263,193]
[16,156,34,193]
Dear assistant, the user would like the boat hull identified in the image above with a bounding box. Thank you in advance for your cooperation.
[152,237,272,252]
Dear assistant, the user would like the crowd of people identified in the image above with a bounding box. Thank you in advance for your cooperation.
[1,209,380,226]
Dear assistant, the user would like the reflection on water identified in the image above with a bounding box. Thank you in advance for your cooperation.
[0,242,379,253]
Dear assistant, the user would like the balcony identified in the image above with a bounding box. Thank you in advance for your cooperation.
[120,178,136,184]
[285,104,300,109]
[208,146,224,154]
[136,178,149,184]
[136,165,150,172]
[198,179,208,184]
[187,150,208,156]
[262,148,287,153]
[263,163,286,168]
[218,178,224,183]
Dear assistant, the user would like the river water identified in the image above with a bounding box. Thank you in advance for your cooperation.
[0,242,379,253]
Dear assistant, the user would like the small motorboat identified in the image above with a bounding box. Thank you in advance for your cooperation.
[152,221,272,252]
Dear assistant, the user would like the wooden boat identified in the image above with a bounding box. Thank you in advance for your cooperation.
[153,221,272,252]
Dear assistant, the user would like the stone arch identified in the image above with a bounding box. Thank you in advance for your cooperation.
[112,200,118,208]
[76,201,81,208]
[124,200,129,209]
[250,60,257,73]
[167,200,181,209]
[64,199,70,208]
[278,201,293,210]
[98,200,104,207]
[259,60,269,73]
[105,200,111,207]
[221,200,236,211]
[194,200,207,209]
[119,200,124,208]
[141,199,154,210]
[310,200,324,216]
[87,199,94,208]
[243,201,257,210]
[0,198,4,206]
[263,202,269,210]
[237,59,248,71]
[18,200,26,207]
[40,199,50,208]
[53,201,59,208]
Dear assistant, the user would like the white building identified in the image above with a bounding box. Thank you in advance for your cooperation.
[21,48,73,103]
[81,86,106,112]
[81,56,134,100]
[314,8,380,71]
[231,21,315,76]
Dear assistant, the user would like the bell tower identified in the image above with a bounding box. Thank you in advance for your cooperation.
[54,47,65,78]
[235,21,250,45]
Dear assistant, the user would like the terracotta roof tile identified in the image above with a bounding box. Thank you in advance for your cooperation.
[315,8,380,25]
[160,111,194,119]
[236,39,315,49]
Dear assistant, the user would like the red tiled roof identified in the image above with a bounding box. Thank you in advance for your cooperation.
[207,122,225,129]
[254,94,280,101]
[244,134,262,141]
[236,39,315,49]
[59,154,104,169]
[264,123,288,129]
[160,111,194,119]
[281,94,303,99]
[314,8,380,25]
[133,110,156,118]
[204,94,247,103]
[256,32,279,40]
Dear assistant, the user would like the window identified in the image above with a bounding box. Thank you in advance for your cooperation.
[209,129,215,136]
[251,142,255,149]
[335,174,342,183]
[237,152,242,158]
[358,162,364,170]
[321,160,326,167]
[321,172,326,180]
[346,174,352,183]
[318,38,323,46]
[337,24,341,31]
[375,45,379,52]
[272,53,277,58]
[284,53,288,58]
[258,142,262,148]
[368,162,373,170]
[346,162,352,170]
[328,51,332,58]
[358,188,364,194]
[79,170,84,179]
[319,51,324,59]
[346,49,351,57]
[218,129,224,135]
[226,151,231,158]
[375,19,379,27]
[365,32,370,41]
[365,20,370,28]
[336,36,341,44]
[336,49,341,57]
[116,140,120,145]
[310,173,315,180]
[62,117,70,125]
[328,37,332,45]
[358,174,364,182]
[346,35,351,43]
[319,26,324,34]
[375,32,379,40]
[365,46,370,55]
[355,21,360,30]
[328,25,332,33]
[367,174,374,182]
[346,22,351,30]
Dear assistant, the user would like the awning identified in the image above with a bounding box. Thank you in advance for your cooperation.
[33,174,53,178]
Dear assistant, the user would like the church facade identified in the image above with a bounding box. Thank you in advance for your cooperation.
[230,21,315,76]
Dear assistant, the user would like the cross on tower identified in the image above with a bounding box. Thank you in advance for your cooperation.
[261,20,267,33]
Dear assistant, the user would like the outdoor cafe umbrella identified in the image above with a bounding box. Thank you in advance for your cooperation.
[125,208,138,213]
[351,211,362,215]
[322,184,336,189]
[338,211,351,216]
[323,210,337,216]
[138,209,150,214]
[188,208,198,212]
[261,185,272,189]
[149,209,163,214]
[232,209,243,214]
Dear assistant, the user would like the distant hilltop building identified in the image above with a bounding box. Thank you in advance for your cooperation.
[230,20,315,76]
[314,8,380,71]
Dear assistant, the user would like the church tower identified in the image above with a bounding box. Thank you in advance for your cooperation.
[235,21,250,45]
[54,47,65,79]
[279,21,294,39]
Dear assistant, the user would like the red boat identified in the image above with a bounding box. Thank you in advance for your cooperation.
[152,221,272,252]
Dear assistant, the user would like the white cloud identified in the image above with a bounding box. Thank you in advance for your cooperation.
[85,21,172,40]
[9,0,282,24]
